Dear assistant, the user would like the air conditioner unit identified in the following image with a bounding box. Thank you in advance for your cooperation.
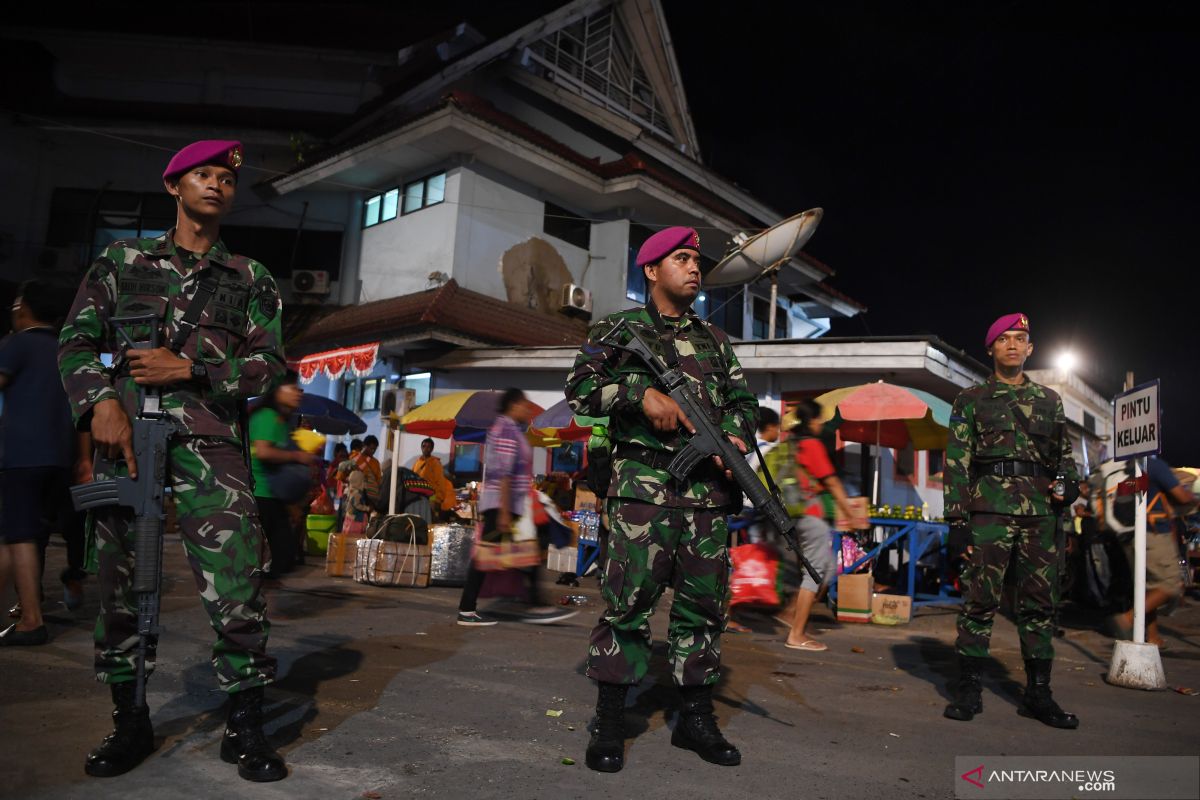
[292,269,331,295]
[560,283,592,316]
[381,387,416,420]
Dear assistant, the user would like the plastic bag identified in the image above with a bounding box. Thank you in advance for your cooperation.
[730,543,783,608]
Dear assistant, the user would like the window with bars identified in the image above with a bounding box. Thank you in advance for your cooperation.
[526,7,676,144]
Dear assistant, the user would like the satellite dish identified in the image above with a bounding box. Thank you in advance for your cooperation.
[704,208,823,288]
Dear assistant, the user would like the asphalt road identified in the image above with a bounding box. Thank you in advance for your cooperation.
[2,536,1197,800]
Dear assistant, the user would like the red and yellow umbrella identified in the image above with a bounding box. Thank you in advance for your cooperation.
[400,390,544,441]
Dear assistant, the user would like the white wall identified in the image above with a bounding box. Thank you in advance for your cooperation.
[584,219,631,319]
[451,167,589,300]
[357,170,461,301]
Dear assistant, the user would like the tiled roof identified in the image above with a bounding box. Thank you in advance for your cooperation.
[288,278,588,353]
[267,89,761,229]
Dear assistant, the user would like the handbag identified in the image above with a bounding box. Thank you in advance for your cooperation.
[265,433,311,504]
[473,514,541,572]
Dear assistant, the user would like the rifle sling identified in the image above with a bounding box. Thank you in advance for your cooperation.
[168,277,219,354]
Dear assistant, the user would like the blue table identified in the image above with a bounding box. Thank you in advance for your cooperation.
[576,536,602,576]
[830,517,961,608]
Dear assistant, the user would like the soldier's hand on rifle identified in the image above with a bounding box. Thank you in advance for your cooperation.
[712,435,748,479]
[642,387,695,434]
[126,347,191,387]
[91,398,138,478]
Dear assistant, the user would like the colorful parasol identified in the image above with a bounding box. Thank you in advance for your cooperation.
[400,390,544,441]
[812,381,953,502]
[814,382,952,451]
[528,399,605,447]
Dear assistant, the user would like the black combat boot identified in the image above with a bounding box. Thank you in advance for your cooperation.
[943,655,986,721]
[220,686,287,781]
[1018,658,1079,729]
[84,682,155,777]
[671,685,741,766]
[585,682,629,773]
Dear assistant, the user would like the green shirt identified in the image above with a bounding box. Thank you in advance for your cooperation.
[249,406,289,498]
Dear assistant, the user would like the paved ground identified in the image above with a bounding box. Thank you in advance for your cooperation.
[2,536,1197,800]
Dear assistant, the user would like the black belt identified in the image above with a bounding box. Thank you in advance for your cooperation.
[975,460,1050,478]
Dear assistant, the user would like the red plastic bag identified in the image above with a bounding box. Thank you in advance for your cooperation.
[730,543,783,608]
[309,491,334,515]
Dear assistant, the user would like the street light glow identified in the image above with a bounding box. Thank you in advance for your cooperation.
[1056,351,1077,373]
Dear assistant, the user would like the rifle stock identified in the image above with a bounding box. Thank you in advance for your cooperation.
[598,319,824,586]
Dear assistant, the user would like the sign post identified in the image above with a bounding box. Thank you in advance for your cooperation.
[1106,379,1166,690]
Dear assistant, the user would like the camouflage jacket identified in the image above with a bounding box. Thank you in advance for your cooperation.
[944,374,1079,519]
[565,306,756,509]
[58,230,286,440]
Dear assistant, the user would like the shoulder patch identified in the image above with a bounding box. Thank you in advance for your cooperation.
[87,256,118,287]
[253,276,279,321]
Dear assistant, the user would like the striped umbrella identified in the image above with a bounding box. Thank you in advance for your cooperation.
[399,390,544,441]
[528,398,605,448]
[814,382,952,451]
[813,381,953,502]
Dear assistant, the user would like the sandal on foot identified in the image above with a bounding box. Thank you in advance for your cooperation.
[784,639,827,652]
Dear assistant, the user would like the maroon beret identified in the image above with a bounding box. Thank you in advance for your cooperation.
[636,226,701,267]
[984,312,1030,347]
[162,140,244,181]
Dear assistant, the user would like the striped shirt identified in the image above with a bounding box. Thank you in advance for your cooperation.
[479,413,532,515]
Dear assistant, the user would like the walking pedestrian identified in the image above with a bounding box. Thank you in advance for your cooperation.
[456,388,577,627]
[0,280,76,646]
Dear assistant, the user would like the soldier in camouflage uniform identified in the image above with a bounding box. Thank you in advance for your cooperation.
[58,140,288,781]
[565,226,757,772]
[942,312,1081,729]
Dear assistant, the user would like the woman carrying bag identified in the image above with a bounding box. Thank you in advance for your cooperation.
[455,388,577,627]
[249,372,315,578]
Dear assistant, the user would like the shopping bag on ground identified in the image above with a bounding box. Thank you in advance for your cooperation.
[730,542,783,607]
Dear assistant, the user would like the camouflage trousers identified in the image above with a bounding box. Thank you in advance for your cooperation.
[955,513,1058,660]
[93,437,275,693]
[587,499,729,687]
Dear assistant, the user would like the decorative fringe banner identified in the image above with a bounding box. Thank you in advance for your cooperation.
[294,342,379,384]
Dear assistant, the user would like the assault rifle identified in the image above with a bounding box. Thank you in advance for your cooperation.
[70,314,180,709]
[598,319,823,586]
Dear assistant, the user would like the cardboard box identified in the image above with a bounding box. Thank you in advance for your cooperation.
[835,496,870,531]
[871,592,912,625]
[325,533,361,577]
[836,572,873,623]
[574,486,598,513]
[546,544,576,573]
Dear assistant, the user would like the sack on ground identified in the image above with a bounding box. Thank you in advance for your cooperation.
[367,513,429,545]
[354,538,431,587]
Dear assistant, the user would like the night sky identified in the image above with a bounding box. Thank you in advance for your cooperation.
[664,5,1198,465]
[4,4,1195,462]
